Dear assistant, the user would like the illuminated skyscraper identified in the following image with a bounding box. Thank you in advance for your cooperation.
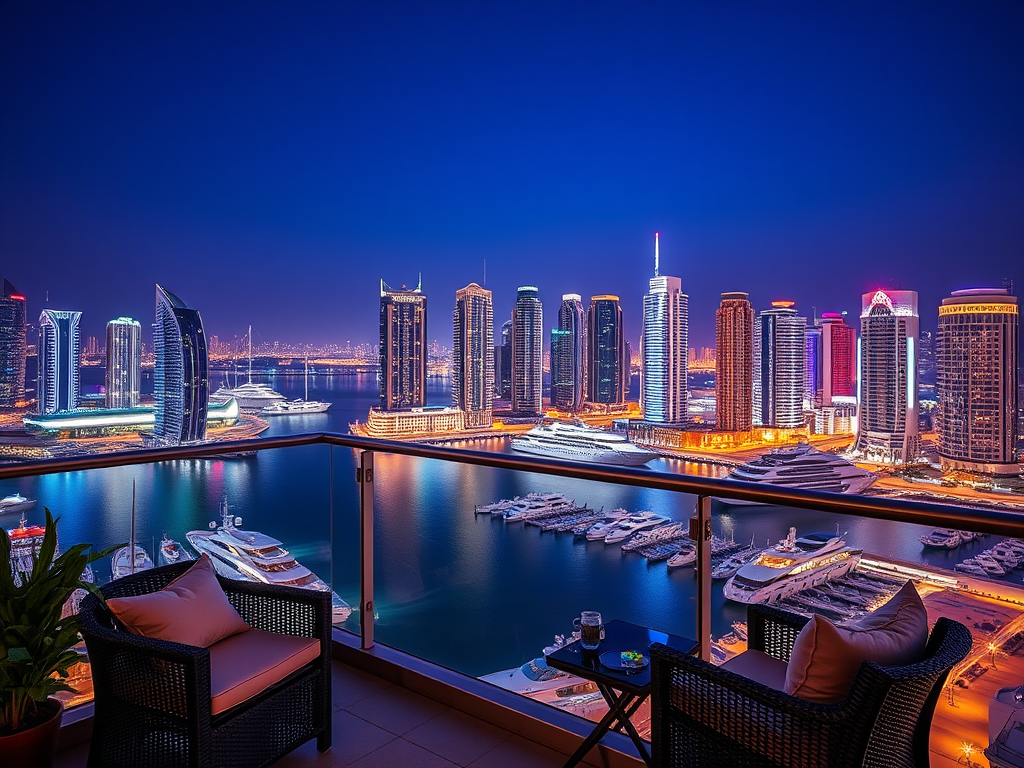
[38,309,82,414]
[715,292,753,431]
[512,286,543,415]
[453,283,494,428]
[641,234,688,424]
[380,277,427,410]
[853,289,920,464]
[587,295,625,405]
[154,285,209,444]
[495,319,513,400]
[806,313,856,408]
[753,302,805,428]
[551,294,585,411]
[0,279,27,408]
[106,317,142,409]
[937,288,1018,475]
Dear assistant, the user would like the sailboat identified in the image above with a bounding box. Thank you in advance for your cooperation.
[261,353,330,416]
[111,480,154,580]
[212,326,286,410]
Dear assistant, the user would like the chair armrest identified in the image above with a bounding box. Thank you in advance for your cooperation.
[651,642,880,768]
[747,604,809,662]
[220,578,332,641]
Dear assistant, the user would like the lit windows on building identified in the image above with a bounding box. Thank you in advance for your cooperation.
[153,285,209,445]
[641,234,688,424]
[453,283,494,428]
[716,292,753,432]
[38,309,82,415]
[752,301,805,429]
[587,295,626,405]
[0,279,27,408]
[512,286,543,416]
[106,317,142,409]
[551,294,585,411]
[380,278,427,411]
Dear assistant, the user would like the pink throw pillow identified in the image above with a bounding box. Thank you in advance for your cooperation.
[108,554,249,648]
[784,580,929,703]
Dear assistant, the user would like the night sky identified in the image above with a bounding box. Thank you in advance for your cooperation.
[2,3,1022,350]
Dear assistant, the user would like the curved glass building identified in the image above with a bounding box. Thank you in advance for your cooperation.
[38,309,82,415]
[154,285,209,444]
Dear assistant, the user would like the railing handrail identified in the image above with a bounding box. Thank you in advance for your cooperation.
[2,430,1022,536]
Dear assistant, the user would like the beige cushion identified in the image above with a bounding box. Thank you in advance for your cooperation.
[784,580,929,703]
[719,650,788,691]
[107,555,249,648]
[209,628,321,715]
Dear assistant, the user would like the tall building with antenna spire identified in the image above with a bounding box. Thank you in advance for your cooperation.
[453,283,494,427]
[641,233,688,423]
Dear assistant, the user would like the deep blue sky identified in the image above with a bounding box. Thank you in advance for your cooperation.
[2,3,1022,349]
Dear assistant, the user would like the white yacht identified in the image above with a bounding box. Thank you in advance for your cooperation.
[584,509,632,540]
[158,534,195,567]
[603,512,670,544]
[722,444,877,504]
[0,492,35,514]
[111,545,155,580]
[187,499,352,624]
[510,421,658,467]
[667,546,696,568]
[919,529,961,549]
[260,356,330,416]
[723,527,862,604]
[212,325,286,410]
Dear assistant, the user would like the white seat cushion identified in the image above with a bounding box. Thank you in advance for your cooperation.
[719,650,788,691]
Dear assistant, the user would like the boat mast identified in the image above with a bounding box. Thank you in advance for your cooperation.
[304,351,309,401]
[248,325,253,383]
[130,478,137,574]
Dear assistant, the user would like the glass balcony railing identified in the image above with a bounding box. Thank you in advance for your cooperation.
[3,433,1024,763]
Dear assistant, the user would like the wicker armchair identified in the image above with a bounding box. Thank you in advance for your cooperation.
[78,562,333,768]
[651,605,972,768]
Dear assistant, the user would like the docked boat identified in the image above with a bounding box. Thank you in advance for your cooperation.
[723,527,862,605]
[510,421,658,467]
[712,538,761,580]
[260,356,329,415]
[212,325,286,410]
[666,545,696,568]
[0,492,35,515]
[158,534,196,567]
[7,513,92,613]
[603,512,670,544]
[111,545,155,580]
[919,529,961,549]
[720,444,877,504]
[956,559,990,577]
[187,498,352,624]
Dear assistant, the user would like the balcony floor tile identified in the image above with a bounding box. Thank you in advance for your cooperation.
[403,708,511,767]
[344,684,451,736]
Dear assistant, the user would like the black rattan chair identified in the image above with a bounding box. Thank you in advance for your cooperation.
[651,605,972,768]
[78,561,333,768]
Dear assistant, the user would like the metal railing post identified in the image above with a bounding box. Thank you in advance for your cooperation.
[358,450,375,650]
[696,494,713,661]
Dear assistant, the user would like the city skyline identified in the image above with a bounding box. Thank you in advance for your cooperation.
[2,4,1023,349]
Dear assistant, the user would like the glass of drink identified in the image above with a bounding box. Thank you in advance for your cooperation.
[574,611,603,651]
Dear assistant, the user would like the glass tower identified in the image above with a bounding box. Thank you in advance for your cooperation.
[0,279,27,408]
[154,285,209,444]
[587,295,625,404]
[380,278,427,411]
[453,283,494,428]
[495,319,513,400]
[512,286,543,415]
[715,292,753,431]
[106,317,142,409]
[38,309,82,414]
[853,289,920,464]
[641,234,688,424]
[551,294,585,411]
[752,302,806,428]
[937,288,1018,475]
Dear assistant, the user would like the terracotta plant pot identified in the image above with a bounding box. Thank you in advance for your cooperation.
[0,699,64,768]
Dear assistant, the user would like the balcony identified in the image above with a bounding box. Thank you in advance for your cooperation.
[5,432,1024,767]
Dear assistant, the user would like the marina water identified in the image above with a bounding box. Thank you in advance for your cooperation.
[1,371,992,678]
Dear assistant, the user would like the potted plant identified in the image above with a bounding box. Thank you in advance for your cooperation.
[0,508,114,768]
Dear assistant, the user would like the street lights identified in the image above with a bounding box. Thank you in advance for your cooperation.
[989,641,999,669]
[960,741,976,766]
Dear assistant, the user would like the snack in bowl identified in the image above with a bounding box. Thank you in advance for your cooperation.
[620,650,645,669]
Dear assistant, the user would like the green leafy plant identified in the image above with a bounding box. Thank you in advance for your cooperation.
[0,508,117,735]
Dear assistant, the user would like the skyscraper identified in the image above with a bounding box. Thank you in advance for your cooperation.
[38,309,82,414]
[587,295,626,405]
[641,234,688,423]
[154,285,208,444]
[495,319,513,400]
[511,286,543,415]
[816,313,856,406]
[106,317,142,409]
[752,302,805,428]
[715,292,753,431]
[937,288,1019,475]
[453,283,494,428]
[853,289,920,464]
[380,278,427,411]
[550,294,585,411]
[0,279,27,408]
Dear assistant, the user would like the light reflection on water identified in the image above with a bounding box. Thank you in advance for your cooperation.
[1,373,999,677]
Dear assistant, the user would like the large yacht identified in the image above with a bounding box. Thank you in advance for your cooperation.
[0,492,35,514]
[723,527,862,604]
[187,499,352,624]
[510,421,658,467]
[260,355,329,416]
[722,444,877,504]
[212,381,286,411]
